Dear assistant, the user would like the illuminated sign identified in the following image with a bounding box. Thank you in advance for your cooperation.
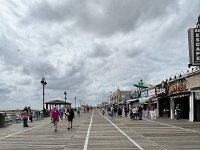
[148,88,156,98]
[188,28,200,65]
[169,83,187,95]
[156,87,166,95]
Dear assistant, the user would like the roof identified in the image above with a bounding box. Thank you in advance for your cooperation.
[45,100,71,105]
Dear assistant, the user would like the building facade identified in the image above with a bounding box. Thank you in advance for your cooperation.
[109,89,132,105]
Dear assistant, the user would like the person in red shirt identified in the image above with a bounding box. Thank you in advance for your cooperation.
[51,107,61,132]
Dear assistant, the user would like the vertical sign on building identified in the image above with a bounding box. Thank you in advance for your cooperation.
[188,15,200,66]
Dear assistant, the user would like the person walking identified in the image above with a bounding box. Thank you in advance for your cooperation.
[138,106,143,120]
[132,107,137,119]
[124,107,128,117]
[67,105,75,130]
[77,107,80,117]
[51,107,61,132]
[114,107,117,117]
[29,112,33,123]
[102,107,105,115]
[175,104,182,120]
[21,111,29,127]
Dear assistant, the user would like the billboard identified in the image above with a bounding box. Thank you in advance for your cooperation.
[188,28,200,66]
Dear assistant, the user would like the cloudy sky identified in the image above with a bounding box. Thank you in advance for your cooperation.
[0,0,199,110]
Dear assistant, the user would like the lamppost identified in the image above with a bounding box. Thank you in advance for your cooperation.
[79,100,81,107]
[75,97,76,109]
[41,77,47,116]
[64,91,67,106]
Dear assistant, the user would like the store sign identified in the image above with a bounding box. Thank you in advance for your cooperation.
[139,90,148,103]
[140,90,148,98]
[148,88,156,98]
[188,28,200,65]
[156,87,166,95]
[156,81,167,96]
[169,83,187,95]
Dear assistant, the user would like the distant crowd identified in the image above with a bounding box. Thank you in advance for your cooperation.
[103,105,149,120]
[20,105,93,132]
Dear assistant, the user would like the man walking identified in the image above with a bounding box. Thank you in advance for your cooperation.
[67,105,75,130]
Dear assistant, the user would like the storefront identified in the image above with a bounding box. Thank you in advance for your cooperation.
[148,87,158,116]
[194,91,200,121]
[139,90,149,117]
[169,80,190,120]
[127,99,139,108]
[186,71,200,121]
[156,81,170,117]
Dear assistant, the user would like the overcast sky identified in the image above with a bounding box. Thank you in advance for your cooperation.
[0,0,199,110]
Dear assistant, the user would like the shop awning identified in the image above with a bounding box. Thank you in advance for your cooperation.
[139,97,150,103]
[170,91,190,98]
[126,99,138,102]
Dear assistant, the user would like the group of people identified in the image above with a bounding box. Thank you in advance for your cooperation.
[21,106,33,127]
[130,106,143,120]
[107,106,129,117]
[21,105,79,131]
[51,105,75,132]
[103,105,143,120]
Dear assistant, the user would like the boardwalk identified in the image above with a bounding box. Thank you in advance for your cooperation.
[0,109,200,150]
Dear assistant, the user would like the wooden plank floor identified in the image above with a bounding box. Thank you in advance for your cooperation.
[0,110,200,150]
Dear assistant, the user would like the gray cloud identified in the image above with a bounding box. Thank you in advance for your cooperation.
[88,43,111,58]
[23,0,178,36]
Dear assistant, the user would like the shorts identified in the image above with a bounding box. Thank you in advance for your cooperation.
[68,116,73,121]
[53,118,59,122]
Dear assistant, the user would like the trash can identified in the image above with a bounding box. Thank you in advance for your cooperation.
[0,113,6,127]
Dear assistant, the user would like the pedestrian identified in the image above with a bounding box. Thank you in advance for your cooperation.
[122,107,125,117]
[138,106,143,120]
[65,106,68,120]
[175,104,181,120]
[21,111,29,127]
[118,107,122,117]
[114,107,117,117]
[51,107,61,132]
[132,107,137,119]
[110,106,114,117]
[102,107,105,115]
[43,107,47,117]
[29,112,33,123]
[124,107,128,117]
[129,107,133,119]
[67,105,75,130]
[77,107,80,117]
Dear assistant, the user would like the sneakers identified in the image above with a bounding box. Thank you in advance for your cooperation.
[55,128,57,132]
[67,127,70,130]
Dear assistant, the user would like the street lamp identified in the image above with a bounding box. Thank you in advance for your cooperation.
[64,91,67,106]
[75,97,76,109]
[79,100,81,107]
[40,77,47,117]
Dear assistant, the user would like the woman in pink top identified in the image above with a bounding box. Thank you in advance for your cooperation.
[51,107,61,132]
